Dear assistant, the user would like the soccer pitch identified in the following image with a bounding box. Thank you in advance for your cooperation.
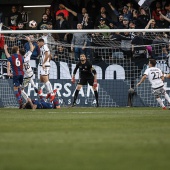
[0,107,170,170]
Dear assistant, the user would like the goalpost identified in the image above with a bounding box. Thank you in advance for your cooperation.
[0,28,170,108]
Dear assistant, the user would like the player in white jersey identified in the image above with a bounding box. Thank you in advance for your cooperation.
[4,36,38,93]
[21,37,38,92]
[137,59,170,110]
[37,38,55,102]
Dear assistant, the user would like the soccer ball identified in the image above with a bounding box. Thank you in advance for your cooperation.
[29,20,37,28]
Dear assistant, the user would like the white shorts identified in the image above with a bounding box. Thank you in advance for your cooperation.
[22,77,33,88]
[152,86,165,97]
[40,66,50,76]
[22,71,34,88]
[24,71,34,79]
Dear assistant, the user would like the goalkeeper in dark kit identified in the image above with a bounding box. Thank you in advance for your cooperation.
[71,54,99,107]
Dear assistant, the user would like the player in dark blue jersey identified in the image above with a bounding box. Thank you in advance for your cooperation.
[22,88,60,109]
[7,46,24,108]
[23,97,60,109]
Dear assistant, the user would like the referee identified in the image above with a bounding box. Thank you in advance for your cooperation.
[71,54,99,107]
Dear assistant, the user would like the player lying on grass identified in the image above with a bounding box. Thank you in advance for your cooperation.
[22,89,60,109]
[137,59,170,110]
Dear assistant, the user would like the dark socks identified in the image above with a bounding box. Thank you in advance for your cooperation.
[94,90,98,104]
[73,90,79,103]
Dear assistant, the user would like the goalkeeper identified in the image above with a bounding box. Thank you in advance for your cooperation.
[71,54,99,107]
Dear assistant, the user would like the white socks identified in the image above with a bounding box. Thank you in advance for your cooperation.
[156,98,165,108]
[21,90,29,101]
[45,81,53,94]
[30,78,36,88]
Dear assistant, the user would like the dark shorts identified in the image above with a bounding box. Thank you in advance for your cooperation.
[13,75,24,87]
[78,75,94,86]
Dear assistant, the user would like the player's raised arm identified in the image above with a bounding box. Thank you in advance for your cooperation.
[4,44,10,58]
[26,36,35,52]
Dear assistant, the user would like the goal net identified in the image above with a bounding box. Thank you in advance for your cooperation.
[0,28,170,108]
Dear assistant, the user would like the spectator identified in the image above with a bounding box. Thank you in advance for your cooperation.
[126,2,136,13]
[129,20,136,29]
[54,13,70,42]
[108,2,119,18]
[86,0,101,21]
[121,17,129,29]
[121,6,132,21]
[95,7,112,28]
[18,5,28,28]
[116,14,124,28]
[137,8,150,28]
[16,21,27,46]
[24,34,40,60]
[37,13,49,30]
[152,1,166,21]
[131,10,140,28]
[8,5,22,30]
[120,32,133,59]
[98,18,110,38]
[110,32,124,59]
[16,21,25,30]
[164,2,170,21]
[56,4,69,21]
[71,23,87,61]
[145,19,158,29]
[46,21,58,41]
[81,13,94,29]
[156,13,169,28]
[159,11,170,23]
[47,21,53,30]
[144,19,159,44]
[45,7,54,25]
[63,5,87,29]
[71,0,85,13]
[54,44,68,62]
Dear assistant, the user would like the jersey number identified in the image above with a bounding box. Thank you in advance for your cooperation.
[24,63,30,70]
[15,58,21,66]
[151,72,160,80]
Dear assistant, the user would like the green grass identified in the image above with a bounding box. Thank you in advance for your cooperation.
[0,107,170,170]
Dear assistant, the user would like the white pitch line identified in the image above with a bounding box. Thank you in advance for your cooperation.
[48,112,107,114]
